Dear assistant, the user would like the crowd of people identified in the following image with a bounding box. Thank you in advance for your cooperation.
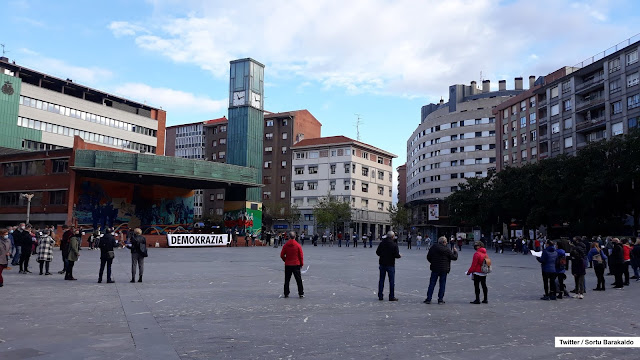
[0,223,149,287]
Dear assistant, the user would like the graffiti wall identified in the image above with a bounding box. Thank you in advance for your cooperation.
[224,201,262,236]
[74,177,194,231]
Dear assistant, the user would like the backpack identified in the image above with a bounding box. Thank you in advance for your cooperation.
[481,256,492,274]
[556,255,566,271]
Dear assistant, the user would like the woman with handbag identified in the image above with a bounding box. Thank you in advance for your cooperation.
[98,228,116,283]
[129,228,147,283]
[588,242,607,291]
[466,241,489,304]
[36,229,55,275]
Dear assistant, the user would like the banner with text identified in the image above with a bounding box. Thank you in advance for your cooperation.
[167,234,230,247]
[428,204,440,221]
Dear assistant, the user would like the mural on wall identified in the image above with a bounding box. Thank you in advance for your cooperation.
[223,201,262,236]
[74,177,194,233]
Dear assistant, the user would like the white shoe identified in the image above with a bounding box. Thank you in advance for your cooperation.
[578,294,584,299]
[573,295,580,299]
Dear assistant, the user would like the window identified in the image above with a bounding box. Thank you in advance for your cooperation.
[512,137,517,147]
[377,202,384,210]
[564,136,573,148]
[378,157,384,164]
[294,183,304,190]
[503,139,509,150]
[265,133,273,140]
[529,112,537,124]
[264,161,272,169]
[330,181,336,191]
[344,180,350,190]
[451,134,458,141]
[330,164,336,174]
[49,190,67,205]
[219,138,226,145]
[344,163,350,173]
[211,154,217,160]
[210,194,215,201]
[520,100,527,112]
[612,100,622,114]
[552,140,560,152]
[520,133,527,144]
[610,79,621,94]
[216,208,224,216]
[563,118,572,130]
[562,81,571,93]
[266,120,274,126]
[551,86,559,98]
[282,133,288,140]
[281,147,287,154]
[352,163,356,173]
[295,167,304,175]
[280,191,286,199]
[451,173,458,179]
[263,176,272,184]
[503,124,508,134]
[551,104,560,116]
[627,50,638,65]
[511,121,517,131]
[212,140,218,147]
[530,130,537,141]
[282,119,288,126]
[362,167,369,176]
[281,161,287,168]
[263,192,271,200]
[609,58,621,73]
[521,149,527,160]
[475,131,482,138]
[520,117,526,128]
[612,122,624,136]
[563,99,572,111]
[475,144,482,151]
[629,72,639,87]
[530,96,536,108]
[308,151,319,159]
[304,214,314,221]
[450,160,458,167]
[378,186,384,195]
[265,146,272,152]
[631,117,640,129]
[217,193,224,200]
[218,151,225,159]
[362,183,369,192]
[551,122,560,134]
[308,182,318,190]
[220,125,226,132]
[378,171,384,180]
[531,147,537,157]
[475,158,482,164]
[629,94,640,109]
[308,166,318,174]
[52,159,69,173]
[361,199,369,207]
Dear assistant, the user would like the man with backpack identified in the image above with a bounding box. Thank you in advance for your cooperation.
[537,240,558,300]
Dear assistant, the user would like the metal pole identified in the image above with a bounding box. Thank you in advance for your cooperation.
[22,193,34,224]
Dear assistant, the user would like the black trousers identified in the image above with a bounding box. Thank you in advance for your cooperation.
[557,273,566,295]
[66,260,75,279]
[473,274,488,301]
[19,251,31,272]
[623,261,630,284]
[38,260,50,274]
[613,264,624,287]
[99,258,113,281]
[594,264,606,289]
[542,272,557,297]
[284,265,304,296]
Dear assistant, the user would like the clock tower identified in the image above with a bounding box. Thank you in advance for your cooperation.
[225,58,265,235]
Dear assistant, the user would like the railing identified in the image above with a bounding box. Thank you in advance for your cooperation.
[576,96,605,111]
[576,116,606,131]
[575,76,605,92]
[538,99,547,107]
[573,33,640,68]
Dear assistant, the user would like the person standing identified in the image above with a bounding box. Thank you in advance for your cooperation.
[280,231,304,298]
[353,233,358,248]
[65,229,81,280]
[18,224,34,274]
[376,231,401,301]
[537,240,558,300]
[36,229,55,275]
[466,241,489,304]
[337,232,342,247]
[571,239,586,299]
[98,228,116,283]
[555,248,569,298]
[610,238,625,289]
[622,238,632,286]
[631,238,640,281]
[329,232,334,247]
[368,232,373,248]
[588,242,607,291]
[424,236,458,304]
[0,228,11,287]
[129,228,147,283]
[416,233,422,250]
[58,225,72,274]
[424,235,432,251]
[9,226,19,267]
[449,235,456,251]
[407,233,412,249]
[361,232,367,248]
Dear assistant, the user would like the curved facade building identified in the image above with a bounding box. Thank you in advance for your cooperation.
[406,80,528,228]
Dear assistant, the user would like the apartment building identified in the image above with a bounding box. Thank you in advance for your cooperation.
[495,35,640,169]
[291,136,396,238]
[396,164,407,204]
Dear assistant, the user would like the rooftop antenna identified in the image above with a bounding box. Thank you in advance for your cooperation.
[1,44,8,57]
[354,114,363,141]
[479,70,483,83]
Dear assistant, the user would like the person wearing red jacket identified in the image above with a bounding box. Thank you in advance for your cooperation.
[466,241,489,304]
[280,231,304,298]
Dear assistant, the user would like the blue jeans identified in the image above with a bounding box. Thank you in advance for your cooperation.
[426,271,448,301]
[378,265,395,300]
[11,246,21,265]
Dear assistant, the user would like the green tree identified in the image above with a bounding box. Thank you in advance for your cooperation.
[388,202,410,234]
[313,194,352,234]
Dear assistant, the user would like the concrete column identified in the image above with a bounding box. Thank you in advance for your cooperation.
[482,80,490,93]
[515,77,523,90]
[499,80,506,91]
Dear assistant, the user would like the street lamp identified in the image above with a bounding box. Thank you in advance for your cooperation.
[21,193,34,224]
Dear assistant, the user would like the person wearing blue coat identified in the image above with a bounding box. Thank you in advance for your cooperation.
[555,249,568,299]
[537,241,558,300]
[588,243,608,291]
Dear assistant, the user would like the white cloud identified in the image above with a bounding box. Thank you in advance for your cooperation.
[16,49,113,85]
[108,0,632,99]
[113,82,227,113]
[108,21,149,37]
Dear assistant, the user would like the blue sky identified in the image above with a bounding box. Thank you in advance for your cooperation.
[3,0,640,200]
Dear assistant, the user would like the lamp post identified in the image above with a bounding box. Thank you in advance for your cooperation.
[21,193,34,224]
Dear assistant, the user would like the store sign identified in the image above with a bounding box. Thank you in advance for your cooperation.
[167,234,229,247]
[428,204,440,221]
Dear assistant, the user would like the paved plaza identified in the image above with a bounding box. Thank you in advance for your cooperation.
[1,243,639,359]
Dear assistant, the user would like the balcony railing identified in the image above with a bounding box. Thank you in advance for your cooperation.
[573,33,640,68]
[576,116,606,131]
[576,96,605,111]
[575,76,605,92]
[538,99,547,107]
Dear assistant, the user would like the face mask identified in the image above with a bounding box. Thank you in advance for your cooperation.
[9,230,13,233]
[3,235,8,239]
[21,226,25,230]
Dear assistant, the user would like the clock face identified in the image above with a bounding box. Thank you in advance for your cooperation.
[251,92,261,109]
[232,91,245,106]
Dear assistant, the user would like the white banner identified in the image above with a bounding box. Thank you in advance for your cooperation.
[428,204,439,221]
[556,337,640,347]
[167,234,229,247]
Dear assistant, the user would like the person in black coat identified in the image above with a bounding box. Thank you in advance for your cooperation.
[18,224,34,274]
[424,236,458,304]
[98,228,116,283]
[610,238,625,289]
[376,231,401,301]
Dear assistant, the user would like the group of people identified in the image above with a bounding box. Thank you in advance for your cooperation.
[405,233,434,250]
[536,236,640,300]
[0,223,149,287]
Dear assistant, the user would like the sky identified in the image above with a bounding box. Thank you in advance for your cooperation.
[3,0,639,203]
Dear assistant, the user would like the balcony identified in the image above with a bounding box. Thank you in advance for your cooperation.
[538,98,547,107]
[575,76,605,93]
[576,116,606,132]
[576,96,605,112]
